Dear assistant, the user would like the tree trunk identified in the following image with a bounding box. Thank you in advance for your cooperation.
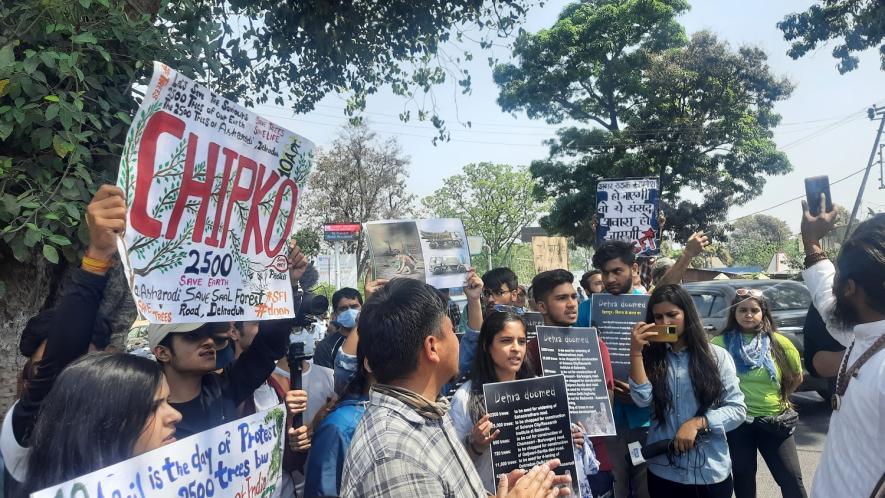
[0,251,56,415]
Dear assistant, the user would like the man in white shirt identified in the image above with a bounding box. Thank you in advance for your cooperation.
[800,198,885,498]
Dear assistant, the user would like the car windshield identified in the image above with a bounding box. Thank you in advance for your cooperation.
[746,282,811,311]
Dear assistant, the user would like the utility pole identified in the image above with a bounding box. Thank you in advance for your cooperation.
[845,105,885,239]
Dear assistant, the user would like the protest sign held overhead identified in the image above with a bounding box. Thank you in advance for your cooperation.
[31,405,286,498]
[531,236,569,273]
[538,326,616,437]
[115,62,314,324]
[590,294,650,379]
[483,375,577,491]
[365,218,471,289]
[596,177,661,256]
[523,311,544,342]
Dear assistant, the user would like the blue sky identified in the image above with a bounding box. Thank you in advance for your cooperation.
[262,0,885,235]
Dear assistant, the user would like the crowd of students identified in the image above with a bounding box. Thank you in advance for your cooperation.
[1,185,883,498]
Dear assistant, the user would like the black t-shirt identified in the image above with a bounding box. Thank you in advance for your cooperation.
[802,304,846,377]
[313,330,346,369]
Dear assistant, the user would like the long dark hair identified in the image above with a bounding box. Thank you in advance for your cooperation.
[467,311,532,423]
[643,285,723,425]
[25,353,164,492]
[723,295,801,402]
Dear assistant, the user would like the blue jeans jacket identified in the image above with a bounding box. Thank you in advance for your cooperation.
[629,344,746,485]
[303,394,369,497]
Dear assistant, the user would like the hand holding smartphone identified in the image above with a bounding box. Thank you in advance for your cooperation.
[804,176,833,216]
[647,325,679,343]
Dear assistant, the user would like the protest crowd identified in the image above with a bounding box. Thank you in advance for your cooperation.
[0,171,882,498]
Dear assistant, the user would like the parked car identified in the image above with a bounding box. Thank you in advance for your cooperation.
[682,279,831,399]
[429,256,468,274]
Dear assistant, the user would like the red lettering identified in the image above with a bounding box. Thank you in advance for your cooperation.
[264,179,299,257]
[205,147,238,247]
[241,164,280,254]
[220,156,257,249]
[132,111,185,238]
[165,135,218,242]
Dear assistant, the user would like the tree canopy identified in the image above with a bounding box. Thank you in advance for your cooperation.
[0,0,534,281]
[779,0,885,73]
[493,0,793,245]
[727,214,793,268]
[299,123,415,276]
[421,162,547,266]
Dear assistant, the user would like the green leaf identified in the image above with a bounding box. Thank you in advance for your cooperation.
[44,95,59,102]
[47,234,71,246]
[52,134,75,158]
[70,32,97,44]
[78,0,92,7]
[0,122,12,141]
[0,44,13,67]
[45,103,59,121]
[42,244,59,264]
[24,228,41,247]
[115,111,132,124]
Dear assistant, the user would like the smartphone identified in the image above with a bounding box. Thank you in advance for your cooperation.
[647,325,679,343]
[804,176,833,216]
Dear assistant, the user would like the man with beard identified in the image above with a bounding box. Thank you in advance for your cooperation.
[800,197,885,498]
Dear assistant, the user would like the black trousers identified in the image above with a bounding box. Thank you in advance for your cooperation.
[727,421,807,498]
[647,471,732,498]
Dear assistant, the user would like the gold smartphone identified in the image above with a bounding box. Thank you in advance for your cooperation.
[647,325,678,343]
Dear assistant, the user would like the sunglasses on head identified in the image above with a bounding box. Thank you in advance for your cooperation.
[735,288,764,299]
[492,304,526,315]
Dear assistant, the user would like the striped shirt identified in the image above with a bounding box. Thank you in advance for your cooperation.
[340,389,488,497]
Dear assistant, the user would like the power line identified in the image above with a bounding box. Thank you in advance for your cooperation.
[726,165,869,223]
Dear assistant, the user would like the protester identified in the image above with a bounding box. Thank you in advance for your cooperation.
[525,269,616,498]
[652,232,710,288]
[799,197,885,498]
[232,320,311,497]
[23,353,181,494]
[648,258,674,289]
[149,240,308,439]
[340,278,572,497]
[304,367,374,497]
[515,284,529,309]
[314,287,362,369]
[451,310,597,496]
[579,270,605,297]
[1,185,126,494]
[629,284,746,498]
[712,292,806,498]
[575,241,649,498]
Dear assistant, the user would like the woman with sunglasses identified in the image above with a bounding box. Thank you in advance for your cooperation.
[629,284,745,498]
[450,309,596,496]
[711,289,806,498]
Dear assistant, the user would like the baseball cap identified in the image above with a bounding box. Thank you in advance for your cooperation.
[148,323,205,350]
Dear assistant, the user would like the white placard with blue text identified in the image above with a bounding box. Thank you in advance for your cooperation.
[31,405,286,498]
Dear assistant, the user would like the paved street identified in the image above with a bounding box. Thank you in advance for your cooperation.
[756,391,831,497]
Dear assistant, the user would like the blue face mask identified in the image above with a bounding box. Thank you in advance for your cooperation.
[334,308,360,329]
[215,342,235,369]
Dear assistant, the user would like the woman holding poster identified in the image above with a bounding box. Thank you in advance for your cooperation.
[450,309,595,497]
[628,285,746,498]
[23,353,181,493]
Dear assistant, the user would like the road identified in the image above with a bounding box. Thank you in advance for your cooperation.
[756,391,831,497]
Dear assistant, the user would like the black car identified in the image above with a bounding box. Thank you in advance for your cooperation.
[682,279,831,398]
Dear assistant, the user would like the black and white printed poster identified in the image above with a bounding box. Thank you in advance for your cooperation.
[483,375,577,489]
[590,293,649,379]
[537,326,616,437]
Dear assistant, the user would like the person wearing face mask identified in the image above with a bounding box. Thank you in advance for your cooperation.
[799,197,885,498]
[314,288,362,370]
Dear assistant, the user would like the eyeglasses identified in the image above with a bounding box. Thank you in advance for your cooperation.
[735,288,764,299]
[492,304,526,315]
[486,288,517,297]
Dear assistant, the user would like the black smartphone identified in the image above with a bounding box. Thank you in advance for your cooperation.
[804,176,833,216]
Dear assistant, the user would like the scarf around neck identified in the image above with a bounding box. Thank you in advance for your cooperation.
[724,330,778,382]
[372,383,450,420]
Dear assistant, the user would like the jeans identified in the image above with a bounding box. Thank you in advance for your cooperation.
[727,421,807,498]
[608,417,649,498]
[647,471,732,498]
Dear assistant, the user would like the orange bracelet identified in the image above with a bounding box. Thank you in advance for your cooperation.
[82,255,112,273]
